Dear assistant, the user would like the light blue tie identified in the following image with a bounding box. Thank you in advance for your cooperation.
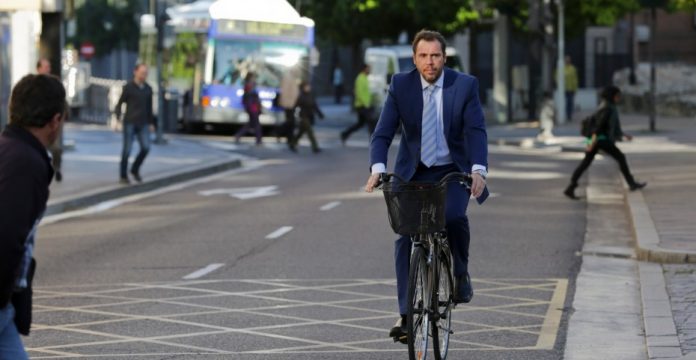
[421,85,438,167]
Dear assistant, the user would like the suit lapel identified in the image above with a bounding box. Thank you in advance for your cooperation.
[410,70,424,136]
[442,68,455,137]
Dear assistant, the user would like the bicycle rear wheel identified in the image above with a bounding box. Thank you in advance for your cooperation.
[407,246,430,360]
[432,249,453,360]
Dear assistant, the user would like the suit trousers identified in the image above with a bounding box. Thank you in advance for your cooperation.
[394,163,471,315]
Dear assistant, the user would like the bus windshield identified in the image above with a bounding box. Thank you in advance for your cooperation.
[213,40,308,88]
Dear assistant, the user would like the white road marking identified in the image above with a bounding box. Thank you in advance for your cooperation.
[470,192,500,200]
[489,170,564,180]
[182,263,225,280]
[198,186,279,200]
[319,201,341,211]
[265,226,293,239]
[41,159,263,226]
[28,278,565,357]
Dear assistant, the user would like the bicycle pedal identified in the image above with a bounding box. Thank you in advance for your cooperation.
[393,335,408,344]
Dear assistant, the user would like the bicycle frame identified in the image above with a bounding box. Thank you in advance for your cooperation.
[408,231,455,360]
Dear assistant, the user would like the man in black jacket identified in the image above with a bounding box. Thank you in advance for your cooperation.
[115,64,154,184]
[0,74,65,358]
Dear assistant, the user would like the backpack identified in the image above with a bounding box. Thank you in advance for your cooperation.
[579,107,608,137]
[580,113,596,137]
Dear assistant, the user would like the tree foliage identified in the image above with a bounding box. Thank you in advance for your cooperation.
[302,0,696,45]
[70,0,142,57]
[300,0,480,46]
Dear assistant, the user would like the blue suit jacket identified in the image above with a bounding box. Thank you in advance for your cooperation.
[370,68,489,203]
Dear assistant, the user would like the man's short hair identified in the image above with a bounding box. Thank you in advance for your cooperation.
[134,63,147,72]
[9,74,66,128]
[412,30,447,55]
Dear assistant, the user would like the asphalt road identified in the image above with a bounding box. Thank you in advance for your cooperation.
[28,129,587,360]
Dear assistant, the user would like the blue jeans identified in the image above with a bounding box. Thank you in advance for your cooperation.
[394,163,471,314]
[0,305,28,360]
[120,123,150,179]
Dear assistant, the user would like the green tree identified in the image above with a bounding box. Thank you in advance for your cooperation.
[301,0,479,47]
[70,0,142,57]
[553,0,695,36]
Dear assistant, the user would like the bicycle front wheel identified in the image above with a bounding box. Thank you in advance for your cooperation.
[408,245,430,360]
[432,250,453,360]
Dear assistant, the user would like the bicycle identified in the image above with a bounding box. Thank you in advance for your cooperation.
[377,172,472,360]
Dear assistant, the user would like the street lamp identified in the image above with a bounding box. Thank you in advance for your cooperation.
[555,0,566,124]
[639,0,667,132]
[154,0,169,144]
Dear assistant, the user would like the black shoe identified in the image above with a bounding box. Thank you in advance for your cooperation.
[388,315,407,344]
[288,143,297,153]
[630,182,647,191]
[563,186,579,200]
[130,171,142,183]
[454,273,473,304]
[340,133,347,145]
[312,148,322,154]
[119,177,130,185]
[55,171,62,182]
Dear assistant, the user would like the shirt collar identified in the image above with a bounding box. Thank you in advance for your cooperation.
[420,70,444,91]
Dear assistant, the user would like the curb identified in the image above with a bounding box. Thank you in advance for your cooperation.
[638,262,684,359]
[45,158,243,216]
[626,189,696,263]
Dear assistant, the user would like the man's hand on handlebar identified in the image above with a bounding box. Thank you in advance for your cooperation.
[365,173,382,193]
[471,172,486,198]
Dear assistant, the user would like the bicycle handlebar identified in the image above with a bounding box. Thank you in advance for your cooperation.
[376,171,472,189]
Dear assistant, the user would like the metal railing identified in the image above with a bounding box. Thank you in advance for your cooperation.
[77,77,126,129]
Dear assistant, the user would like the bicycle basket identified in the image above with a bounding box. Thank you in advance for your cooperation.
[382,181,447,235]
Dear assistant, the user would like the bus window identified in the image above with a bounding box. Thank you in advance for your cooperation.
[213,40,307,88]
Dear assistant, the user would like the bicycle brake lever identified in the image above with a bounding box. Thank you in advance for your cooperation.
[376,173,389,188]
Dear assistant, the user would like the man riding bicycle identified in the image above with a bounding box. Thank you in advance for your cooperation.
[364,30,489,342]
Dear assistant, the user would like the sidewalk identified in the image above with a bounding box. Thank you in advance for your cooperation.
[47,123,245,216]
[488,112,696,358]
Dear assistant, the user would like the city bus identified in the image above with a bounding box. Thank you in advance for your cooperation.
[139,0,315,131]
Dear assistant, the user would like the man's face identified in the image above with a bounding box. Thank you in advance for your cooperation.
[134,66,148,83]
[413,40,445,84]
[37,60,51,75]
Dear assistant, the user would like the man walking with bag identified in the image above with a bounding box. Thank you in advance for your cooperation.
[278,68,300,151]
[0,74,66,359]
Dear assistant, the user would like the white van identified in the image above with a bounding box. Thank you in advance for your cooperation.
[364,45,464,109]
